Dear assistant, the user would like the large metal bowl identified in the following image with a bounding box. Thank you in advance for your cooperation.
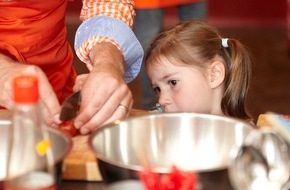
[89,113,255,190]
[0,110,72,189]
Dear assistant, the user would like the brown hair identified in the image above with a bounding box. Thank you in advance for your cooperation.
[145,20,252,120]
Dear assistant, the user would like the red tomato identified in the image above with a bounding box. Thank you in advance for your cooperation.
[59,120,78,137]
[139,165,198,190]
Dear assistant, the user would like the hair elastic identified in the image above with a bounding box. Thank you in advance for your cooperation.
[222,38,229,48]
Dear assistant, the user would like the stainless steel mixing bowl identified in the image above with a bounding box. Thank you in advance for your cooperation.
[0,110,72,189]
[89,113,255,190]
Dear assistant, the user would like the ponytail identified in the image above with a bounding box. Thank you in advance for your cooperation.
[221,39,252,119]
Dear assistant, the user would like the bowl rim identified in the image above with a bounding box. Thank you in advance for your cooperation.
[0,121,73,182]
[0,109,73,165]
[88,112,255,173]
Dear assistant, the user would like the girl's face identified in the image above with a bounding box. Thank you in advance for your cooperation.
[147,57,221,114]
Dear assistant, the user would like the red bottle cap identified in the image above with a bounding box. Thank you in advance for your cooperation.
[13,75,39,103]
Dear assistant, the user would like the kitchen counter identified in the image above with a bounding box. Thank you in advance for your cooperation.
[60,180,106,190]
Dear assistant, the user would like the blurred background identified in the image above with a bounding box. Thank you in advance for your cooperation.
[66,0,289,123]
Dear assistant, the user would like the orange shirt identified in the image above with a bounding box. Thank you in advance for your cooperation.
[0,1,75,103]
[0,0,139,104]
[134,0,204,9]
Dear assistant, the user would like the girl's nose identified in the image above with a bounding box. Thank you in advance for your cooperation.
[158,92,170,108]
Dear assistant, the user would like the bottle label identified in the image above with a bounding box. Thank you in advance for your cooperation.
[36,139,51,156]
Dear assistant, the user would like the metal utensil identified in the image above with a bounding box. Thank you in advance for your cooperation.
[229,145,270,190]
[59,91,81,121]
[229,128,290,190]
[246,128,290,189]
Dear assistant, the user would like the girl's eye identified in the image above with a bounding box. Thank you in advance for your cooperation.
[169,80,178,86]
[153,87,161,94]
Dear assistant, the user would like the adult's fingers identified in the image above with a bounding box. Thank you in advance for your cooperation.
[77,86,132,135]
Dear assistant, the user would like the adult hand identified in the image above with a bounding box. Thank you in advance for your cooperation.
[0,54,61,127]
[73,42,133,135]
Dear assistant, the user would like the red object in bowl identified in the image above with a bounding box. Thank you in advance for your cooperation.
[138,166,198,190]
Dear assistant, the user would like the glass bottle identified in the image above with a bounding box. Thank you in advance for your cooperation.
[5,75,56,190]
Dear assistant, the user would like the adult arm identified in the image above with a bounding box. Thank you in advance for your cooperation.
[73,0,143,134]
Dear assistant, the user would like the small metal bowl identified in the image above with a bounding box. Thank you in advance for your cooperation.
[0,110,72,188]
[89,113,254,190]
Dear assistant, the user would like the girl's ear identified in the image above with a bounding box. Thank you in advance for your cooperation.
[209,60,225,88]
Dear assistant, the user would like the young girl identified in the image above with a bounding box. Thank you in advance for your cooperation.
[145,20,252,120]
